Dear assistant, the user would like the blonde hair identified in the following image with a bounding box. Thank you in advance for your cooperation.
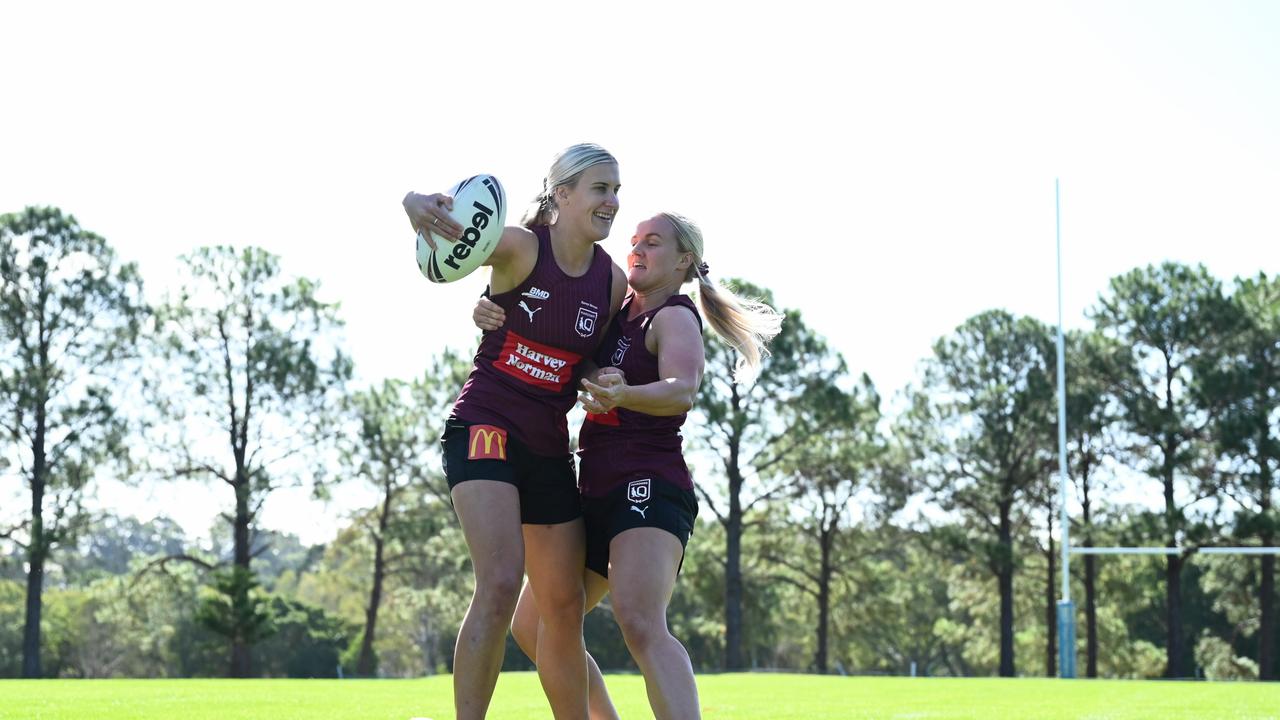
[520,143,617,228]
[659,212,783,384]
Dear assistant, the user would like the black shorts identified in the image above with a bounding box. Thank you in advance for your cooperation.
[582,475,698,578]
[441,418,580,525]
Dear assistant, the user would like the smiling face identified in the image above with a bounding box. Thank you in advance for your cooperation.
[554,162,620,242]
[628,215,694,291]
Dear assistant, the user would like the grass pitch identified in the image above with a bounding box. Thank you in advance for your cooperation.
[1,672,1278,719]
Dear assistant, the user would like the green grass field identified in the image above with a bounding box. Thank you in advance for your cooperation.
[1,673,1278,719]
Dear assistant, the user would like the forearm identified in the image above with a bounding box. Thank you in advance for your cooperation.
[616,378,697,416]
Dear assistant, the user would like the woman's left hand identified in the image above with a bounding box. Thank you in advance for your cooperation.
[580,373,627,414]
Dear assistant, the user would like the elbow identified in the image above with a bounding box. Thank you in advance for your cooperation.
[648,379,696,415]
[654,393,693,416]
[676,390,696,414]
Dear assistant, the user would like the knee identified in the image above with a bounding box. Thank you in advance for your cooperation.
[537,584,586,625]
[613,600,665,656]
[473,568,523,619]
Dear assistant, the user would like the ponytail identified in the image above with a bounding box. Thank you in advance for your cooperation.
[659,212,783,384]
[519,183,556,228]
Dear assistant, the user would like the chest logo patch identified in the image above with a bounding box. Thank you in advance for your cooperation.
[575,301,599,338]
[610,336,632,366]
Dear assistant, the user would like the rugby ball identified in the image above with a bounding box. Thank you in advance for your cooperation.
[415,174,506,283]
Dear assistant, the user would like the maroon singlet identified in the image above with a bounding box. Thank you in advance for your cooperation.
[577,293,702,497]
[451,225,614,456]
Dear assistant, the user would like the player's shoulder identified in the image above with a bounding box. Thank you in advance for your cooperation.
[490,225,539,267]
[500,225,538,251]
[609,261,628,288]
[652,299,702,335]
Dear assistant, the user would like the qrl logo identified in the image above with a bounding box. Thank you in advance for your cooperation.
[467,425,508,461]
[610,336,632,366]
[576,303,599,338]
[627,478,651,504]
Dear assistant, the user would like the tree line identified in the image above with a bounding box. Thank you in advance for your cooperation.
[1,206,1277,680]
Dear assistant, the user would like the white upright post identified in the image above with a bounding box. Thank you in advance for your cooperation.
[1055,178,1077,678]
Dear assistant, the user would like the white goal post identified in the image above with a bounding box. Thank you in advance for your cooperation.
[1053,180,1280,678]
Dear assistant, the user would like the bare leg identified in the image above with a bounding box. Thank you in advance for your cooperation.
[513,572,617,720]
[522,520,589,719]
[609,528,700,720]
[451,481,525,720]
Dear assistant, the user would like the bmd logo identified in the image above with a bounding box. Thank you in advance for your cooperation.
[627,478,651,504]
[467,425,508,461]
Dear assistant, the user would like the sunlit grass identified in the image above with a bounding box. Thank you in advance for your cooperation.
[1,672,1278,719]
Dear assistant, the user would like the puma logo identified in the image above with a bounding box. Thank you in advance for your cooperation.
[630,505,649,519]
[518,301,542,322]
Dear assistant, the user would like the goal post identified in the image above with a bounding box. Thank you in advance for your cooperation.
[1053,180,1280,679]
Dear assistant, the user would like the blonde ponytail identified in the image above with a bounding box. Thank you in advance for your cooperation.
[659,213,783,384]
[520,181,557,229]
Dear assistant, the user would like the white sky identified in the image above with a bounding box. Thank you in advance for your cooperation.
[3,1,1278,546]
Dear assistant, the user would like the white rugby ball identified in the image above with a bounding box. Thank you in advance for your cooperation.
[415,174,506,283]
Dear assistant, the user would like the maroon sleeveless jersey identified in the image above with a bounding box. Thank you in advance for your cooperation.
[577,293,702,497]
[451,225,614,456]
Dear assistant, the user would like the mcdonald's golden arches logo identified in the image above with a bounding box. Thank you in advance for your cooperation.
[467,424,508,461]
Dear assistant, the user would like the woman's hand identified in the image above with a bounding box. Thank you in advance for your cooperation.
[403,192,464,248]
[473,296,505,331]
[580,371,627,414]
[592,366,625,384]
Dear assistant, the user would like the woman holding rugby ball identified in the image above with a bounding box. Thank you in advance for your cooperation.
[404,143,627,720]
[474,212,782,719]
